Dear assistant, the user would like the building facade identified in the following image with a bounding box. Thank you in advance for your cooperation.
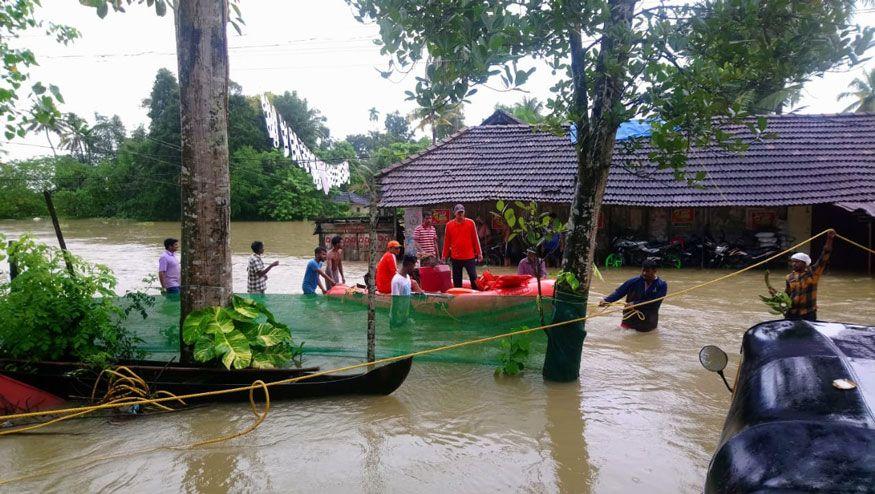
[378,111,875,272]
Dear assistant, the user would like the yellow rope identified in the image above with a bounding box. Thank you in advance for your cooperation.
[0,230,865,435]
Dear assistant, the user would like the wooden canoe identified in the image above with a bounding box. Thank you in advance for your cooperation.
[0,357,412,404]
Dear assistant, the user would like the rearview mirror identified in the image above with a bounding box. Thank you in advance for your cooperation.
[699,345,733,393]
[699,345,728,373]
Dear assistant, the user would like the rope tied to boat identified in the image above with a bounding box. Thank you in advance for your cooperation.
[0,229,870,480]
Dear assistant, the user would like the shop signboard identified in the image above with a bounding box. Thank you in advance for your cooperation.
[432,209,450,225]
[747,208,778,229]
[671,208,695,226]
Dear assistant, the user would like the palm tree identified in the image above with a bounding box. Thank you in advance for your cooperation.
[59,113,95,163]
[410,102,465,143]
[838,68,875,113]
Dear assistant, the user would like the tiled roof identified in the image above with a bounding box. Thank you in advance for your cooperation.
[332,191,369,206]
[378,113,875,208]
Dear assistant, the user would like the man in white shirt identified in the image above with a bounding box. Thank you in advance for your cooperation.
[391,254,422,295]
[390,255,421,326]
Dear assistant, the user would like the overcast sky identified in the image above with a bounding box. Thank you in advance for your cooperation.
[4,0,874,160]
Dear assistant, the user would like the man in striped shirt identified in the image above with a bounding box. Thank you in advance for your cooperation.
[413,212,439,265]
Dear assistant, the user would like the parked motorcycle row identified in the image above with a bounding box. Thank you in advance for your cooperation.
[603,231,791,270]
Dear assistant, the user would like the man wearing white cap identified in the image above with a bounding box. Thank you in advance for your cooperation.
[773,230,835,321]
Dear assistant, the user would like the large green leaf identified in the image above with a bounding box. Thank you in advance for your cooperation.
[214,329,252,370]
[243,322,290,347]
[250,353,279,369]
[204,309,235,335]
[193,335,216,362]
[182,308,210,345]
[231,295,260,320]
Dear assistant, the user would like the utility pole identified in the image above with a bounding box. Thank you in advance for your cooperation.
[175,0,232,362]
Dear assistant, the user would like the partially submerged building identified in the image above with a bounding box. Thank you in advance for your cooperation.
[378,111,875,271]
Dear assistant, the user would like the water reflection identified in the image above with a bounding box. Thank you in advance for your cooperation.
[545,381,595,493]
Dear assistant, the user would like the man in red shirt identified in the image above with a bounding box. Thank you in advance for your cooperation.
[442,204,482,290]
[376,240,401,293]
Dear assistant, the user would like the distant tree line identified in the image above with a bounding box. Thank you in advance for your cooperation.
[0,68,432,220]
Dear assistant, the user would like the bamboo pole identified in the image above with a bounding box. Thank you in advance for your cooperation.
[43,190,75,276]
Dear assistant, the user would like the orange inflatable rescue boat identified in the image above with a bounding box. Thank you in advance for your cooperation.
[326,267,553,319]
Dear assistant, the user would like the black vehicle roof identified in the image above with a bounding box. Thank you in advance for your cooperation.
[705,320,875,493]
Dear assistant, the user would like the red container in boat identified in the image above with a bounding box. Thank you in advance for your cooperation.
[419,265,452,293]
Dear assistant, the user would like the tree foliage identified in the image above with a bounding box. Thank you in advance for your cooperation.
[0,0,78,144]
[269,90,330,150]
[496,97,545,124]
[0,236,144,365]
[683,0,874,113]
[839,67,875,113]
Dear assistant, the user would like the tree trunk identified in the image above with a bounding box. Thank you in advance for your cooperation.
[366,181,379,363]
[543,0,637,382]
[175,0,232,363]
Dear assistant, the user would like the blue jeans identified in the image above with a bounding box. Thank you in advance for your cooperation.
[165,286,180,295]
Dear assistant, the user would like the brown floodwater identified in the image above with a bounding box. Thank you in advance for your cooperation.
[1,219,874,492]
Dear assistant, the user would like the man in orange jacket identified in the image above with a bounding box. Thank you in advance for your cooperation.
[376,240,401,293]
[442,204,482,290]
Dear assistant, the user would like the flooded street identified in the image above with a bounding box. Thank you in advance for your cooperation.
[2,219,874,492]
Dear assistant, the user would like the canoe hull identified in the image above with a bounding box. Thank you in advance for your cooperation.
[0,357,412,404]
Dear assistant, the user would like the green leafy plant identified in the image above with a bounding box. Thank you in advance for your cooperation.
[495,332,532,377]
[760,270,792,315]
[182,295,303,370]
[0,236,145,365]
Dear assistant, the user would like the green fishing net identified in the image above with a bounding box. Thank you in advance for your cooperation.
[122,294,552,366]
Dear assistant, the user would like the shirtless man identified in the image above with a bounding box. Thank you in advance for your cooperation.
[326,235,346,286]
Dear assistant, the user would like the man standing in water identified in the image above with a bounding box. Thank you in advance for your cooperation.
[599,258,668,332]
[158,237,180,295]
[390,254,422,326]
[442,204,482,289]
[247,241,279,294]
[302,246,334,295]
[326,235,346,286]
[775,230,835,321]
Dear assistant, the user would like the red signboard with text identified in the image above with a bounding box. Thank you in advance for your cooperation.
[432,209,450,225]
[747,208,777,229]
[671,208,695,225]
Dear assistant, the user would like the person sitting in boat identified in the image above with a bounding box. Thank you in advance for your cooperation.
[391,254,422,326]
[376,240,402,293]
[247,240,279,294]
[302,246,334,295]
[326,235,345,286]
[518,247,547,279]
[772,230,834,321]
[442,204,483,290]
[599,258,667,332]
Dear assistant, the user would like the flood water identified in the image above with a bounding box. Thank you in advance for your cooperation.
[1,219,874,493]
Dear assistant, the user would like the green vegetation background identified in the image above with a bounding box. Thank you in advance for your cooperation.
[0,68,438,221]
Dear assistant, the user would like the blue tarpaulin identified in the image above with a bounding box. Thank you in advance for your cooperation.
[568,120,654,143]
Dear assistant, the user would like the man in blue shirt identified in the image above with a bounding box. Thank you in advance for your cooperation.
[599,258,668,332]
[302,246,334,295]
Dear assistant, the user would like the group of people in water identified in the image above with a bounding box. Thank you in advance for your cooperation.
[157,209,836,331]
